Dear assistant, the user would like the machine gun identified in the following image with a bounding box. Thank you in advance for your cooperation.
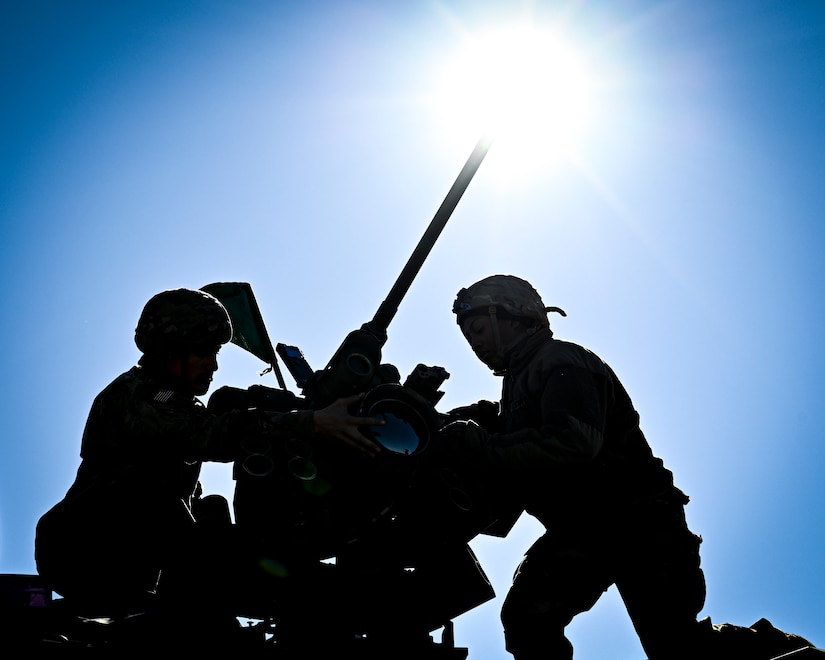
[204,136,494,541]
[200,138,502,653]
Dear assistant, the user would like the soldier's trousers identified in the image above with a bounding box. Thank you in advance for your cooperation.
[500,497,706,660]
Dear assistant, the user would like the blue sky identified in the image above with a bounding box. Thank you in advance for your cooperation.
[2,1,824,656]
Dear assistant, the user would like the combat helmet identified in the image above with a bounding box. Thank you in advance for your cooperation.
[453,274,566,329]
[135,288,232,356]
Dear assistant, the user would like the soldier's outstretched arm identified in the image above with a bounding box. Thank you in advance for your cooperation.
[313,393,385,457]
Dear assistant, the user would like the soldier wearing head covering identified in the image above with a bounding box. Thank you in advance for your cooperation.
[34,288,384,644]
[444,274,707,660]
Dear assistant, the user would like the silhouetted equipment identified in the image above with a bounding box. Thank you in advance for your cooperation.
[199,138,500,650]
[696,617,825,660]
[299,135,493,410]
[201,134,498,555]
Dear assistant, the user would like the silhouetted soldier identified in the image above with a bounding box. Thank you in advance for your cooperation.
[34,287,383,649]
[442,274,706,660]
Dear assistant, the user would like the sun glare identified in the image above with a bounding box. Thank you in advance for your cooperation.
[429,23,600,177]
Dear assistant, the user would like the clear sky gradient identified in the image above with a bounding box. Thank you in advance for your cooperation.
[2,1,824,657]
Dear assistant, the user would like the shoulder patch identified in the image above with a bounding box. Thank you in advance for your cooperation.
[153,389,175,403]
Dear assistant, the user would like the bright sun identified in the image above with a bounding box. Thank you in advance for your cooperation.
[428,23,600,177]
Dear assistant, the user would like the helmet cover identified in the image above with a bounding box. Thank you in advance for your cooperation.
[453,274,565,328]
[135,288,232,355]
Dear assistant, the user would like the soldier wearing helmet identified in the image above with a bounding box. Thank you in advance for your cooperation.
[133,287,235,395]
[452,274,567,373]
[35,287,384,647]
[444,274,707,660]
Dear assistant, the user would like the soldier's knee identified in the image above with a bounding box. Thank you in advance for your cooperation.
[501,596,573,660]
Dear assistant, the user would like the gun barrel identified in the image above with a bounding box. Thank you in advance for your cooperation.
[364,136,494,340]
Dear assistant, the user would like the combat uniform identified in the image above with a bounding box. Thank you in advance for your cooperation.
[449,327,707,660]
[35,362,314,613]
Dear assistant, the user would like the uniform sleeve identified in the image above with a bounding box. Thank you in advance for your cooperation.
[104,382,316,464]
[452,365,608,472]
[150,401,315,463]
[444,400,500,429]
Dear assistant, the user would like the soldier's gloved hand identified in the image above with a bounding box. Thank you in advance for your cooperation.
[438,419,489,464]
[445,405,478,421]
[445,400,499,429]
[439,419,472,440]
